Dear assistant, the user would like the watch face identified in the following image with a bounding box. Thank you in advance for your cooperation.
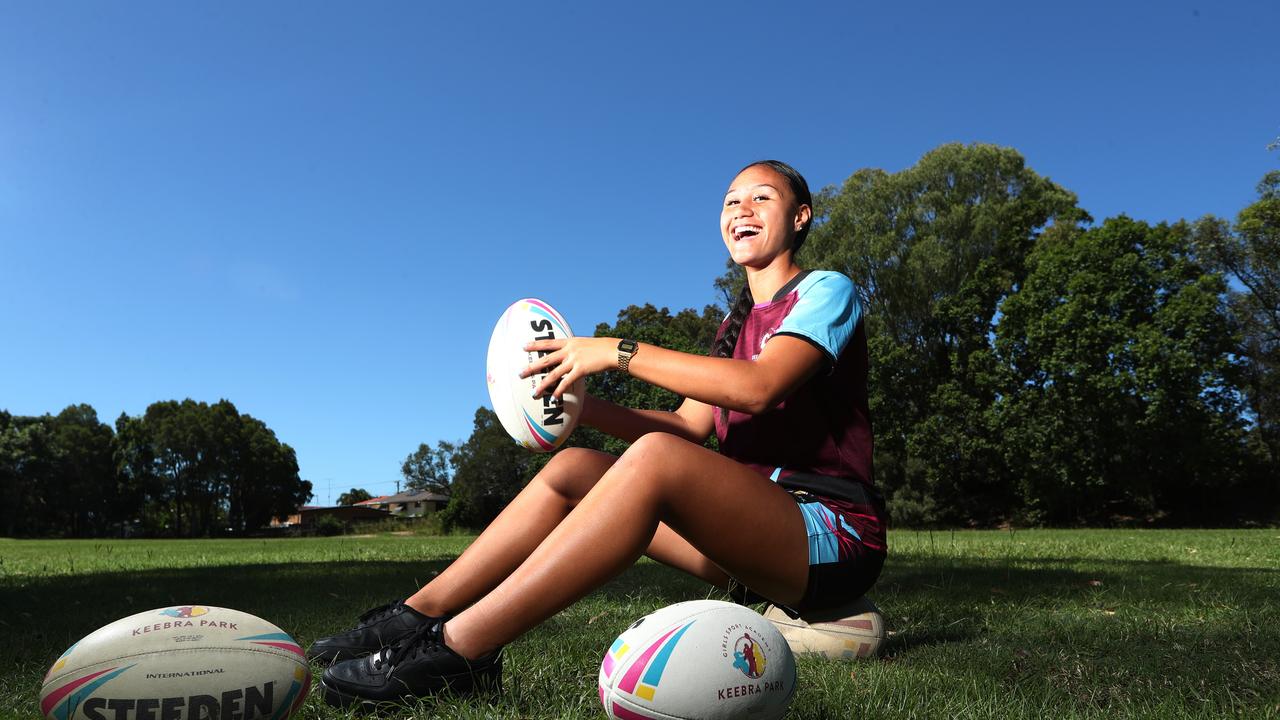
[619,340,638,353]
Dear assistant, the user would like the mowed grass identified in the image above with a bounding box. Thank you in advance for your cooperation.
[2,529,1278,719]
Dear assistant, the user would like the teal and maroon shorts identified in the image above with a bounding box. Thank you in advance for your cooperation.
[729,476,886,615]
[788,490,885,613]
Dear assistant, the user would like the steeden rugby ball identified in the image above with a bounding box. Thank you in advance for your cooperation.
[40,605,310,720]
[486,298,584,452]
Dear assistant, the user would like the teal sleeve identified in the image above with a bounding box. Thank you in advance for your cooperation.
[774,271,860,365]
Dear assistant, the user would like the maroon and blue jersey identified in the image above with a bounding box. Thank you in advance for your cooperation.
[713,270,885,553]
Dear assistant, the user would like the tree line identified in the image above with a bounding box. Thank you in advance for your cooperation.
[407,144,1277,529]
[795,144,1277,525]
[0,400,311,537]
[5,143,1274,535]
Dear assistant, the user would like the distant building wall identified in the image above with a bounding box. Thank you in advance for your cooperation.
[356,491,449,518]
[271,505,391,528]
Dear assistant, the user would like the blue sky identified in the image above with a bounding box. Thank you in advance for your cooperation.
[2,2,1277,505]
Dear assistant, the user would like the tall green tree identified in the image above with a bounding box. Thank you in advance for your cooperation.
[226,413,310,533]
[791,143,1084,524]
[0,406,118,537]
[583,304,724,455]
[996,217,1248,523]
[1193,172,1280,514]
[402,442,454,494]
[337,488,374,506]
[138,400,215,536]
[0,411,17,535]
[113,399,310,536]
[438,407,536,529]
[113,412,158,534]
[47,405,118,536]
[0,412,54,536]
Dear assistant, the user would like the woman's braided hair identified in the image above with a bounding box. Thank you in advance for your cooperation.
[712,160,813,359]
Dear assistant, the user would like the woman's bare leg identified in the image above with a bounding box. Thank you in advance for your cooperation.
[404,447,616,616]
[442,432,809,659]
[405,445,735,617]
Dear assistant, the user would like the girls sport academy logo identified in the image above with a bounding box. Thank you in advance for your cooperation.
[731,631,767,679]
[159,606,208,619]
[716,623,785,701]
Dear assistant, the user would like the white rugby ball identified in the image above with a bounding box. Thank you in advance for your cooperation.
[40,605,310,720]
[486,298,584,452]
[599,600,796,720]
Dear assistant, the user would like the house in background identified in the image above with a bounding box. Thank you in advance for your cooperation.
[270,504,390,529]
[357,490,449,517]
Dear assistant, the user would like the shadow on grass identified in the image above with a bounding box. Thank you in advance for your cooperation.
[0,558,709,674]
[5,552,1278,715]
[878,553,1278,642]
[869,555,1280,711]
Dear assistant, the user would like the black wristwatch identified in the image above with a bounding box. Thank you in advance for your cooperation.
[617,339,639,374]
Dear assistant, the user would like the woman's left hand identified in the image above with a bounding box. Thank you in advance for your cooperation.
[521,337,621,399]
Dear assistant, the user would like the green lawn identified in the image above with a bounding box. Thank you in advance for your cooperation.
[3,529,1278,719]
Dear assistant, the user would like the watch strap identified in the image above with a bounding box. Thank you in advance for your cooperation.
[617,339,638,374]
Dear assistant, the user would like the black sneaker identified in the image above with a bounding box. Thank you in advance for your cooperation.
[319,621,503,709]
[307,600,440,664]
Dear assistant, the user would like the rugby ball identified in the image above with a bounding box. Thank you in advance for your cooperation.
[599,600,796,720]
[40,605,310,720]
[486,298,584,452]
[763,597,886,660]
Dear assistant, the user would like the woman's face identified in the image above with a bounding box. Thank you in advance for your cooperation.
[721,164,811,270]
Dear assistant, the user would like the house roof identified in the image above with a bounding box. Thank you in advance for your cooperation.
[369,490,450,504]
[301,505,390,516]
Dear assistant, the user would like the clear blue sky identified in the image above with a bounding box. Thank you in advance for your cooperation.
[2,2,1277,505]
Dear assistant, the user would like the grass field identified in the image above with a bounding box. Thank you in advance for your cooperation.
[3,529,1278,719]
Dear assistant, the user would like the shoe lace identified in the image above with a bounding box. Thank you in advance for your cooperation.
[356,600,403,628]
[373,620,441,671]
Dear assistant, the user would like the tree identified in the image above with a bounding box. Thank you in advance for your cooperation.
[113,412,160,535]
[226,413,311,533]
[996,217,1249,523]
[0,406,119,537]
[1193,172,1280,514]
[784,143,1084,524]
[402,442,454,493]
[0,412,54,536]
[337,488,373,506]
[584,304,724,455]
[438,408,537,530]
[113,399,311,536]
[0,411,16,535]
[47,404,118,537]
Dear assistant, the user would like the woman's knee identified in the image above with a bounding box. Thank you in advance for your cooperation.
[624,432,687,458]
[612,433,691,492]
[536,446,615,501]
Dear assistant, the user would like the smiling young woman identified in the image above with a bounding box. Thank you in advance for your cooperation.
[309,160,887,709]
